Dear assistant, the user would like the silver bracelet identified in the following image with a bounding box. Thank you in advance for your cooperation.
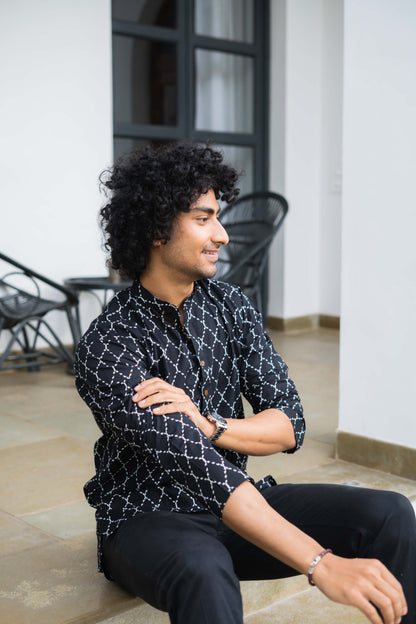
[308,549,333,586]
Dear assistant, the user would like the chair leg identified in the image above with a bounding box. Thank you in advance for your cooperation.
[0,325,36,371]
[28,319,74,364]
[23,325,41,371]
[0,317,74,372]
[65,306,82,350]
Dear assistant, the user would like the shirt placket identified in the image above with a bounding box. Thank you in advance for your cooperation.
[183,301,213,416]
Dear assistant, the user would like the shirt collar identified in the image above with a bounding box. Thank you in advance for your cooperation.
[132,280,202,316]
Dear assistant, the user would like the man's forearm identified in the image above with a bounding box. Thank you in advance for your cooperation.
[222,481,407,624]
[214,409,296,455]
[222,480,320,573]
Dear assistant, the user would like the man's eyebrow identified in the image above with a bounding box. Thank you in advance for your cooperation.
[189,206,221,216]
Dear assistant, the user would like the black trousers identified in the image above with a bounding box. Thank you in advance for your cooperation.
[101,484,416,624]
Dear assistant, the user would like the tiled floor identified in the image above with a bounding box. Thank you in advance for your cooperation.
[0,328,415,624]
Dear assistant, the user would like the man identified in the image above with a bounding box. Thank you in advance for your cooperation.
[75,143,415,624]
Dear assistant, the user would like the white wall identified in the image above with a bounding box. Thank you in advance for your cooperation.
[318,0,343,316]
[268,0,343,319]
[339,0,416,448]
[268,0,287,317]
[0,0,113,343]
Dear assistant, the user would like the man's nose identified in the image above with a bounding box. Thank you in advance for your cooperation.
[214,219,229,245]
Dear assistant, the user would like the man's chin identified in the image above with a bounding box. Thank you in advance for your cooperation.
[194,265,218,281]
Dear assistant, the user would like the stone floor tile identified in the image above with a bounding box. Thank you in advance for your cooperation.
[96,577,309,624]
[269,328,340,367]
[248,438,335,483]
[96,605,170,624]
[24,406,100,442]
[0,375,104,442]
[0,436,94,515]
[241,576,307,615]
[285,459,416,499]
[301,388,339,413]
[290,361,338,403]
[21,501,96,539]
[305,410,339,442]
[311,429,337,446]
[0,412,61,449]
[244,586,368,624]
[0,363,74,389]
[0,384,86,420]
[0,511,58,557]
[0,533,138,624]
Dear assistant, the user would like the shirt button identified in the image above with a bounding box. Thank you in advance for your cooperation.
[204,389,208,396]
[200,360,205,367]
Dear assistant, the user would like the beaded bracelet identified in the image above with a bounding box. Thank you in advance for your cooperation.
[308,549,333,586]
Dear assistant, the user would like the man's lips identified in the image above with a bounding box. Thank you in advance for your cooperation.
[202,249,219,259]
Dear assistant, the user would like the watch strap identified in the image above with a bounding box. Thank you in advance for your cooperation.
[205,413,227,444]
[209,424,226,443]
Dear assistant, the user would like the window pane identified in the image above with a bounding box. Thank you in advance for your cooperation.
[112,0,176,28]
[216,145,254,198]
[195,50,253,133]
[114,138,149,162]
[113,35,177,126]
[194,0,253,42]
[113,137,174,162]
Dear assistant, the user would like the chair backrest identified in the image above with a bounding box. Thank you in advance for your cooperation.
[215,191,288,291]
[0,271,42,328]
[0,251,79,370]
[0,251,78,307]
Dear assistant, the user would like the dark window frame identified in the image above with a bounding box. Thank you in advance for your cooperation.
[112,0,270,190]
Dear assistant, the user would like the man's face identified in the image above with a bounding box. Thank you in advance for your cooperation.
[156,189,229,283]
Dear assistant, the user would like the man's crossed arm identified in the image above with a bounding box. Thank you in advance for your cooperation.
[132,376,296,455]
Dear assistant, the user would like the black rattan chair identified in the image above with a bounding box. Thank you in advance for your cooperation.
[215,191,288,323]
[0,251,80,371]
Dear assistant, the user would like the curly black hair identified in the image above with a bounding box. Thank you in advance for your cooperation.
[99,142,240,279]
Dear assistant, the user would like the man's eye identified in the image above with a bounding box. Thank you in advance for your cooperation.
[197,217,208,223]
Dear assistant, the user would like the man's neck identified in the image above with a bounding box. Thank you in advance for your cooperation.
[140,269,195,311]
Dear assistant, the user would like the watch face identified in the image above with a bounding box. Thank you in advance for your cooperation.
[207,412,226,426]
[207,412,228,444]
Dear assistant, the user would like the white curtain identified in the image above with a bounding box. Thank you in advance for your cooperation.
[194,0,254,134]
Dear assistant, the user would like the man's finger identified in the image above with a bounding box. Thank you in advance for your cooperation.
[133,377,169,393]
[133,382,174,402]
[136,392,178,407]
[353,597,383,624]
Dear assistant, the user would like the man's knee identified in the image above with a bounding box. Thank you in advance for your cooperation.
[365,490,416,546]
[383,492,415,535]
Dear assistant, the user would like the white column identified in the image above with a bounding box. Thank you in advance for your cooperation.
[268,0,343,320]
[339,0,416,448]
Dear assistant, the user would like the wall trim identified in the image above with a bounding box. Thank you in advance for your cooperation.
[267,314,340,331]
[319,314,340,330]
[336,431,416,481]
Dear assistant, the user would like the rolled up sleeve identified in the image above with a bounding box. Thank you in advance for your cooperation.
[234,292,306,452]
[75,330,249,518]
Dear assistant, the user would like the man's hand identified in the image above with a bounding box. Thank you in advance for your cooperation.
[312,553,407,624]
[132,378,216,438]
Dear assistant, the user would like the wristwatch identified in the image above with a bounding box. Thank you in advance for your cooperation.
[205,412,228,444]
